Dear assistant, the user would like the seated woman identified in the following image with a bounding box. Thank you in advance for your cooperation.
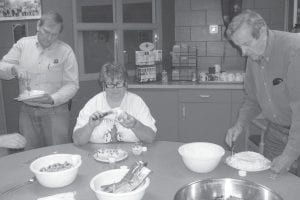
[72,62,157,145]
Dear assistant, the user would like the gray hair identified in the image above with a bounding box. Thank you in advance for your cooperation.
[38,11,63,33]
[99,62,128,83]
[226,9,267,40]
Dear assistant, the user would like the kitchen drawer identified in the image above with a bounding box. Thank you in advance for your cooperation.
[179,89,231,103]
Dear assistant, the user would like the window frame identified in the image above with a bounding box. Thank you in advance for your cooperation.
[72,0,162,81]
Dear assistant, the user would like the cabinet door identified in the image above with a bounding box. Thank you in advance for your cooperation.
[179,102,231,146]
[129,89,179,141]
[178,89,231,147]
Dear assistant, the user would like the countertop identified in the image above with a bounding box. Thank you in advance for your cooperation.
[128,80,244,90]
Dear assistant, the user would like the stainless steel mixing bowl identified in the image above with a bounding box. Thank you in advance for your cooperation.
[174,178,283,200]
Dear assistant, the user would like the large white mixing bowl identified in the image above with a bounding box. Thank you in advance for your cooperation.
[30,154,81,188]
[90,168,150,200]
[178,142,225,173]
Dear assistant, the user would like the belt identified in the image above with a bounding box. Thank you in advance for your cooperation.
[23,102,68,109]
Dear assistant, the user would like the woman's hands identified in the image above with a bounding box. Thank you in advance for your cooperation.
[73,111,112,146]
[88,111,108,129]
[117,111,137,129]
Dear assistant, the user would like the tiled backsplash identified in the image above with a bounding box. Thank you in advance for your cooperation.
[175,0,286,72]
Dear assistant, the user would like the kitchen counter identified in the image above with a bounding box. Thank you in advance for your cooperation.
[128,80,244,90]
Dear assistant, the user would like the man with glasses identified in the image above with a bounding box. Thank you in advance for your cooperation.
[0,11,79,150]
[72,62,156,145]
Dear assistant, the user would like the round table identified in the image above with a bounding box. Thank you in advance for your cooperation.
[0,141,300,200]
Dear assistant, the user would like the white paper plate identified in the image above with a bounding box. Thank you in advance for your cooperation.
[226,154,271,172]
[226,151,271,172]
[93,148,128,163]
[14,93,45,101]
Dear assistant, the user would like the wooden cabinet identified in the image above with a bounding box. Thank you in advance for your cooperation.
[178,89,231,147]
[129,89,179,142]
[130,87,245,149]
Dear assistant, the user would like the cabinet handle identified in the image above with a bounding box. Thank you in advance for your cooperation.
[199,94,211,98]
[182,105,186,119]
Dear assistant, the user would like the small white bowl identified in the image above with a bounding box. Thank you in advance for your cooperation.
[30,154,82,188]
[178,142,225,173]
[90,168,150,200]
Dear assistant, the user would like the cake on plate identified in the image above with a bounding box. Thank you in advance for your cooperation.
[18,90,45,99]
[226,151,271,171]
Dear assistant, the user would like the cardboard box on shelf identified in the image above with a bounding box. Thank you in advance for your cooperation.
[136,65,157,83]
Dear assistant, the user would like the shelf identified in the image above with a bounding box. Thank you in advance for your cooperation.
[172,65,197,68]
[171,68,197,81]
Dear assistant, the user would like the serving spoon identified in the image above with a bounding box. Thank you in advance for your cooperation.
[230,141,235,157]
[92,111,114,121]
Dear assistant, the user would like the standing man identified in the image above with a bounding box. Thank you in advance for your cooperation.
[225,10,300,175]
[0,11,79,150]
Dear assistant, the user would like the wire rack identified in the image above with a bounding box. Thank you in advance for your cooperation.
[171,47,197,81]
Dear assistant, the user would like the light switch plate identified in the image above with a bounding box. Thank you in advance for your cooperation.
[209,25,218,34]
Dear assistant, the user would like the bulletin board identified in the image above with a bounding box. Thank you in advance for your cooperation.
[0,0,41,21]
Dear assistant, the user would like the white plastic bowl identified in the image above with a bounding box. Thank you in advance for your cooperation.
[178,142,225,173]
[90,168,150,200]
[30,154,82,188]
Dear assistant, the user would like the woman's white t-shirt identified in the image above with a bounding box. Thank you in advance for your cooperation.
[73,91,157,143]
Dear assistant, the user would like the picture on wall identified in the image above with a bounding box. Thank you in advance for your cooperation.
[0,0,41,21]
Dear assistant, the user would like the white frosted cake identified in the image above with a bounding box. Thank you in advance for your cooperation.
[19,90,45,99]
[227,151,271,171]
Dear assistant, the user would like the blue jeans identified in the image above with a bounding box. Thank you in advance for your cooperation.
[19,103,70,150]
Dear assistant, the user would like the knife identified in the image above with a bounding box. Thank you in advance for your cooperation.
[92,111,113,121]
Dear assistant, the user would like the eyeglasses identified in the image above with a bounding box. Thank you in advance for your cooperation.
[39,27,60,38]
[105,82,125,89]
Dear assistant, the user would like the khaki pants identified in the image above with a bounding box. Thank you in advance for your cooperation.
[19,103,70,150]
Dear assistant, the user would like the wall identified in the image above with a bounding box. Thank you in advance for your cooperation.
[0,0,287,134]
[174,0,287,72]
